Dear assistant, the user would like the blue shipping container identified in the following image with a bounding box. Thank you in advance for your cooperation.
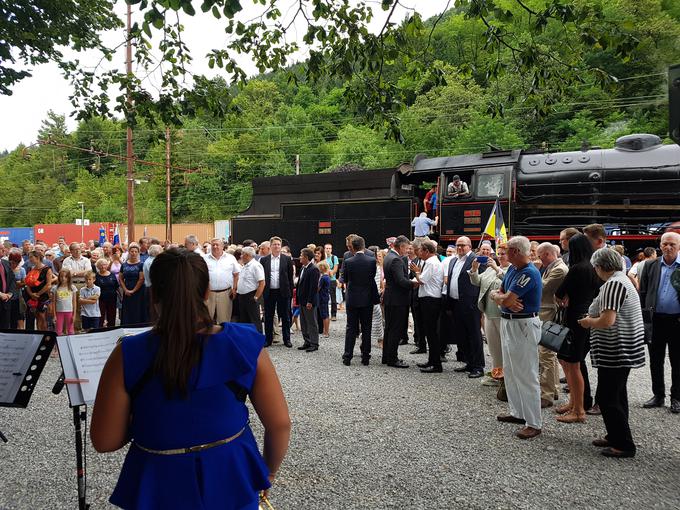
[0,227,34,246]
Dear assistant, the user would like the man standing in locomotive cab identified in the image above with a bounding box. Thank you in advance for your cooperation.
[447,175,470,199]
[424,184,437,219]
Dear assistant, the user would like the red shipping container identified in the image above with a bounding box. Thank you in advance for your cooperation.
[34,223,114,246]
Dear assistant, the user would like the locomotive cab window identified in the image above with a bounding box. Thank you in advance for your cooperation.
[476,173,504,198]
[445,171,473,199]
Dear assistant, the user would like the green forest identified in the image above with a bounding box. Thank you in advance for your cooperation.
[1,0,679,227]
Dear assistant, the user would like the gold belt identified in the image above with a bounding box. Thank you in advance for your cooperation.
[135,426,246,455]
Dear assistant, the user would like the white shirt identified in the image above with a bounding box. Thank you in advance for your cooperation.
[440,255,454,295]
[237,258,264,295]
[418,256,443,299]
[448,251,472,299]
[204,252,240,290]
[62,256,91,279]
[270,255,281,289]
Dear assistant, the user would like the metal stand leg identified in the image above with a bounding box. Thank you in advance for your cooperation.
[0,429,7,443]
[73,406,89,510]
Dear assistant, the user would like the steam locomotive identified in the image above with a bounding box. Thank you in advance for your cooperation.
[231,133,680,252]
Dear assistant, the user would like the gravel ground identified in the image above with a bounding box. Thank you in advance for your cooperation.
[1,312,679,510]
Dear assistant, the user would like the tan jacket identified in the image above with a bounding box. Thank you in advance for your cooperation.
[540,258,569,322]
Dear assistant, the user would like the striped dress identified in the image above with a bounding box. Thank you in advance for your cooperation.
[371,265,384,342]
[587,271,646,369]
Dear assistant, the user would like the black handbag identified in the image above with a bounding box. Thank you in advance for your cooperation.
[540,307,570,353]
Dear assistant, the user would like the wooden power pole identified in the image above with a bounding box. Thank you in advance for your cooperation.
[126,3,135,243]
[165,126,172,242]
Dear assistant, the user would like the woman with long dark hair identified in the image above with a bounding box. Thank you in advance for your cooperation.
[555,234,602,423]
[91,249,290,509]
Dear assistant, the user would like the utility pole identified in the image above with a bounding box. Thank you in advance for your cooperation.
[295,154,300,175]
[126,3,135,243]
[77,202,85,243]
[165,126,172,242]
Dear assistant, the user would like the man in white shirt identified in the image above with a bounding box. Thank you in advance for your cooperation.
[184,234,203,255]
[261,236,294,347]
[410,240,444,373]
[236,246,264,333]
[62,242,93,332]
[205,238,240,323]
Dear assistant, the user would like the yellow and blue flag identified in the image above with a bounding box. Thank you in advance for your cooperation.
[483,198,507,244]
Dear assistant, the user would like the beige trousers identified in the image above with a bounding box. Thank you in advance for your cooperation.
[538,345,560,401]
[207,289,233,323]
[485,316,503,369]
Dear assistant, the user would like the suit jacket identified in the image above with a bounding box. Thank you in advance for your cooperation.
[343,252,378,308]
[297,262,320,307]
[340,249,374,283]
[445,253,481,305]
[639,257,680,310]
[539,259,569,321]
[0,260,16,310]
[383,249,412,307]
[261,253,294,298]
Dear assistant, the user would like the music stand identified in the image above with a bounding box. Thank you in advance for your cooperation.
[0,330,56,442]
[55,324,151,510]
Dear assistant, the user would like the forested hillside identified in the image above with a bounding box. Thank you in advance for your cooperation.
[1,0,678,226]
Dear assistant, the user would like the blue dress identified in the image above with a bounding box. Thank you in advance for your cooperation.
[120,262,146,325]
[110,323,271,509]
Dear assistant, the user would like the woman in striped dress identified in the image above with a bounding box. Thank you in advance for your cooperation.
[578,247,645,458]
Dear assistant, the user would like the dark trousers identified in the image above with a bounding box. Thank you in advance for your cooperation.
[411,297,425,349]
[439,306,455,357]
[450,297,484,370]
[596,367,635,453]
[330,280,338,318]
[383,304,408,364]
[264,289,291,345]
[299,305,319,347]
[0,305,10,329]
[649,314,680,399]
[81,316,99,330]
[344,306,372,361]
[418,297,442,367]
[238,291,262,334]
[99,297,117,328]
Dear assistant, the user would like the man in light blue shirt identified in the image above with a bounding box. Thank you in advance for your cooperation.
[412,212,438,238]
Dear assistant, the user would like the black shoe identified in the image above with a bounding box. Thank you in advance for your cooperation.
[298,344,310,350]
[387,360,409,368]
[420,366,442,373]
[671,398,680,414]
[453,365,471,373]
[342,358,351,366]
[361,358,370,366]
[440,355,448,363]
[284,341,292,348]
[468,369,484,379]
[642,395,665,408]
[496,414,525,424]
[416,362,432,368]
[399,338,408,345]
[264,341,272,348]
[305,346,319,352]
[410,348,427,354]
[601,447,635,458]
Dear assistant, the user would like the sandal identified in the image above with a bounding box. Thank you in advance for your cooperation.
[555,403,572,414]
[556,412,586,424]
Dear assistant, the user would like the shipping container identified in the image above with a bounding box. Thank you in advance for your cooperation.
[120,224,215,244]
[34,223,113,246]
[0,227,34,246]
[213,220,230,242]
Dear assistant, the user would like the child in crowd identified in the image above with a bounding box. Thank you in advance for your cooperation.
[317,261,331,337]
[51,269,77,335]
[291,288,300,333]
[79,271,101,330]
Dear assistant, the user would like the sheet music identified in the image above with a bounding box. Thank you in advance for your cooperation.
[0,333,45,404]
[67,330,120,405]
[64,327,151,405]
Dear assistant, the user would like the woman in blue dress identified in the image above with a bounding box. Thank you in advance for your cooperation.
[91,248,291,509]
[118,242,146,325]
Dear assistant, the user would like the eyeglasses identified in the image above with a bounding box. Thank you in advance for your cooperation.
[455,244,469,247]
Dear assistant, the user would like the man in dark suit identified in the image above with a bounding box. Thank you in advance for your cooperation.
[342,235,378,366]
[639,231,680,413]
[382,235,414,368]
[445,236,484,378]
[297,247,320,352]
[408,240,426,353]
[261,236,294,348]
[0,254,17,329]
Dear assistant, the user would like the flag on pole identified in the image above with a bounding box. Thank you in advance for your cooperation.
[482,198,508,245]
[113,224,120,246]
[99,226,106,245]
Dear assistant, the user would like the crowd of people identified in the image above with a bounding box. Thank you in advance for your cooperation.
[2,224,678,458]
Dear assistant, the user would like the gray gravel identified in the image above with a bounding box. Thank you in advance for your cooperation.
[1,312,679,509]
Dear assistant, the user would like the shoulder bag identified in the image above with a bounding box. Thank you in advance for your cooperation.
[539,307,570,353]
